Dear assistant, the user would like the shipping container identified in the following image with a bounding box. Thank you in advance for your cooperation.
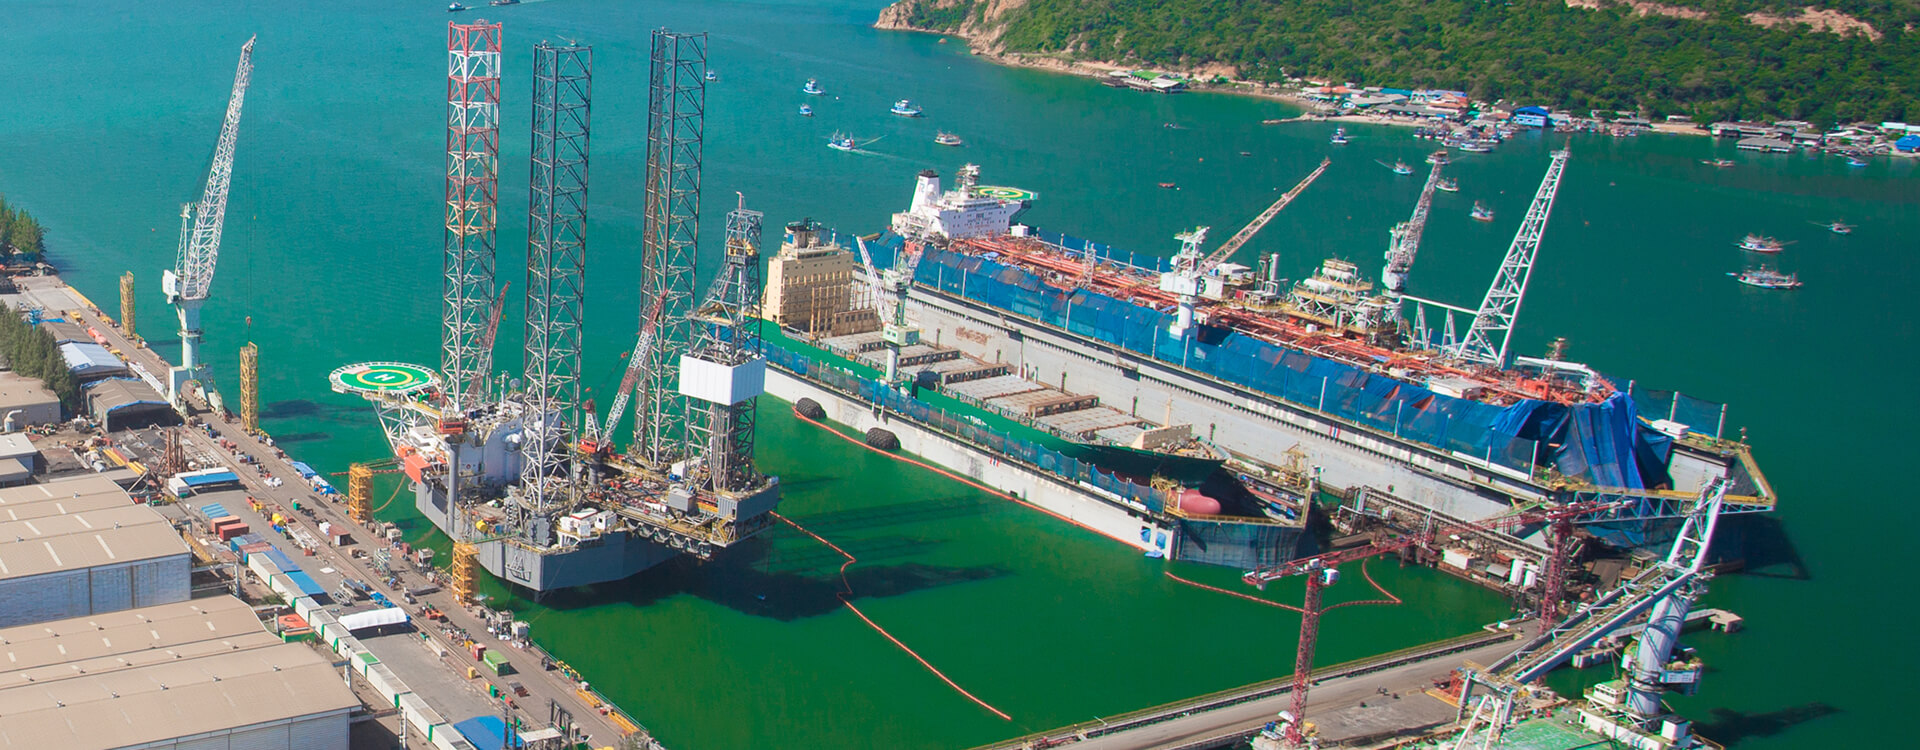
[215,523,251,542]
[238,541,273,562]
[481,650,513,675]
[398,693,447,740]
[291,595,322,622]
[364,663,411,708]
[430,729,480,750]
[247,552,282,584]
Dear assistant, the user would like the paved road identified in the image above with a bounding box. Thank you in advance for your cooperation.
[29,277,643,749]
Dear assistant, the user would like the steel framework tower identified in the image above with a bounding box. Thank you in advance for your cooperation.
[119,271,136,340]
[1382,158,1443,294]
[685,201,764,493]
[164,36,254,407]
[238,342,259,433]
[443,21,503,411]
[521,42,592,513]
[1456,149,1570,367]
[634,29,706,466]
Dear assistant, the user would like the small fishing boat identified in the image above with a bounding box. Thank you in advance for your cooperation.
[489,0,519,6]
[447,2,467,11]
[1158,182,1178,189]
[1810,220,1852,235]
[1730,266,1802,289]
[1426,150,1449,165]
[1737,234,1785,253]
[1457,140,1494,153]
[934,131,963,147]
[890,99,923,117]
[1470,202,1494,222]
[1330,127,1349,145]
[1388,160,1414,175]
[705,71,718,82]
[803,79,824,95]
[1436,178,1459,193]
[827,133,857,152]
[1846,155,1869,167]
[1701,158,1734,167]
[798,104,813,117]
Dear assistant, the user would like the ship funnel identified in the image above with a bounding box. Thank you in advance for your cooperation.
[910,169,942,213]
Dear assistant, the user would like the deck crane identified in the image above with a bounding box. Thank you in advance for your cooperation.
[1161,157,1331,338]
[1449,480,1729,750]
[162,35,255,411]
[464,282,509,402]
[1455,149,1570,367]
[1243,490,1669,748]
[854,236,920,386]
[579,294,667,454]
[1381,157,1444,294]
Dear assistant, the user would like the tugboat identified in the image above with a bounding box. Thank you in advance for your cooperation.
[1730,266,1802,289]
[934,131,964,147]
[1470,202,1495,222]
[1737,234,1786,253]
[803,79,824,95]
[798,103,813,117]
[1436,178,1460,193]
[1330,127,1349,145]
[1701,158,1735,167]
[447,2,467,11]
[890,99,923,117]
[827,133,857,152]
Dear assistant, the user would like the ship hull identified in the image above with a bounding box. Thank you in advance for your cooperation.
[413,481,680,591]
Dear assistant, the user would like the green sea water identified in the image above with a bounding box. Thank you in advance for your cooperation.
[2,1,1915,747]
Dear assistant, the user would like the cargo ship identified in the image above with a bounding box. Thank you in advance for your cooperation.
[850,165,1775,548]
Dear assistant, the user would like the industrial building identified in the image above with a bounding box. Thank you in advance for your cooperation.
[84,377,176,431]
[57,340,130,380]
[0,370,62,427]
[762,219,876,335]
[0,595,358,750]
[0,476,191,627]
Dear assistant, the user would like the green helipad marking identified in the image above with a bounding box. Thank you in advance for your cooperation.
[975,185,1036,201]
[329,361,439,396]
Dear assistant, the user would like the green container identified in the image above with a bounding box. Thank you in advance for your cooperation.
[482,650,514,675]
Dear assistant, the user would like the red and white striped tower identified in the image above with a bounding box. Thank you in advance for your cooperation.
[443,21,502,411]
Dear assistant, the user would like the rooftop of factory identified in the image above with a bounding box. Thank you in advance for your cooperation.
[0,596,359,750]
[0,371,59,410]
[0,477,187,582]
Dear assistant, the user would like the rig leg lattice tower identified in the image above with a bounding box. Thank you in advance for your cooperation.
[119,271,136,341]
[238,342,259,433]
[442,20,502,411]
[450,541,479,605]
[686,202,764,493]
[634,29,706,467]
[346,463,374,525]
[521,41,593,519]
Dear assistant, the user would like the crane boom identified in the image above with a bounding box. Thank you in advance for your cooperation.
[465,282,509,400]
[853,236,889,316]
[1456,149,1569,366]
[596,295,668,445]
[1382,158,1443,293]
[1199,157,1330,272]
[177,36,256,303]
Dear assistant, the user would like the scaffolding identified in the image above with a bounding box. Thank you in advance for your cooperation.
[119,271,136,340]
[450,541,479,605]
[521,41,592,515]
[633,29,706,466]
[347,463,374,525]
[685,201,764,493]
[238,342,259,433]
[442,21,502,410]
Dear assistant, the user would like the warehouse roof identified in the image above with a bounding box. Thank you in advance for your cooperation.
[0,372,58,410]
[0,475,131,514]
[57,342,128,378]
[0,596,359,749]
[0,498,186,583]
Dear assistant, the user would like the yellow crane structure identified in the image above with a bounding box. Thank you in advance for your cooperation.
[119,271,137,341]
[238,342,259,433]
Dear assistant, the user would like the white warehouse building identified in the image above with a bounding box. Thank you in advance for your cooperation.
[0,595,358,750]
[0,476,192,627]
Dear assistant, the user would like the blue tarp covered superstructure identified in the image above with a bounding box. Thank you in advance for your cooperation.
[905,240,1671,490]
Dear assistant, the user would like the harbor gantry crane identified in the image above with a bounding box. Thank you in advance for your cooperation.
[1449,480,1729,750]
[1243,490,1680,748]
[1160,157,1331,338]
[162,35,255,411]
[1381,156,1444,294]
[1455,149,1570,367]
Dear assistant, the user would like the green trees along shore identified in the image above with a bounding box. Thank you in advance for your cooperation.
[0,195,47,261]
[893,0,1920,125]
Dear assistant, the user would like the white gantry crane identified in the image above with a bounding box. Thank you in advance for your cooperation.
[162,35,256,410]
[1454,149,1570,367]
[1381,157,1444,294]
[854,236,921,385]
[1161,157,1331,339]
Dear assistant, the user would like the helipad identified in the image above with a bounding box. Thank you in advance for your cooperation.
[329,362,439,396]
[975,185,1036,201]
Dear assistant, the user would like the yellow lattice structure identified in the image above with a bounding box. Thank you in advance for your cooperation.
[346,463,374,524]
[238,342,259,433]
[450,541,478,605]
[119,271,136,341]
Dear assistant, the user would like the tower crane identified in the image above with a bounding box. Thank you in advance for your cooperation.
[1449,480,1729,750]
[1455,149,1570,367]
[1161,157,1330,338]
[1381,157,1444,294]
[163,35,255,411]
[1242,490,1666,748]
[854,236,920,386]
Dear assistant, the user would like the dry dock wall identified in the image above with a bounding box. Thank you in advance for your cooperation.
[764,366,1167,553]
[904,289,1536,524]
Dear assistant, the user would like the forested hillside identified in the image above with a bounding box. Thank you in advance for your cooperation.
[878,0,1920,123]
